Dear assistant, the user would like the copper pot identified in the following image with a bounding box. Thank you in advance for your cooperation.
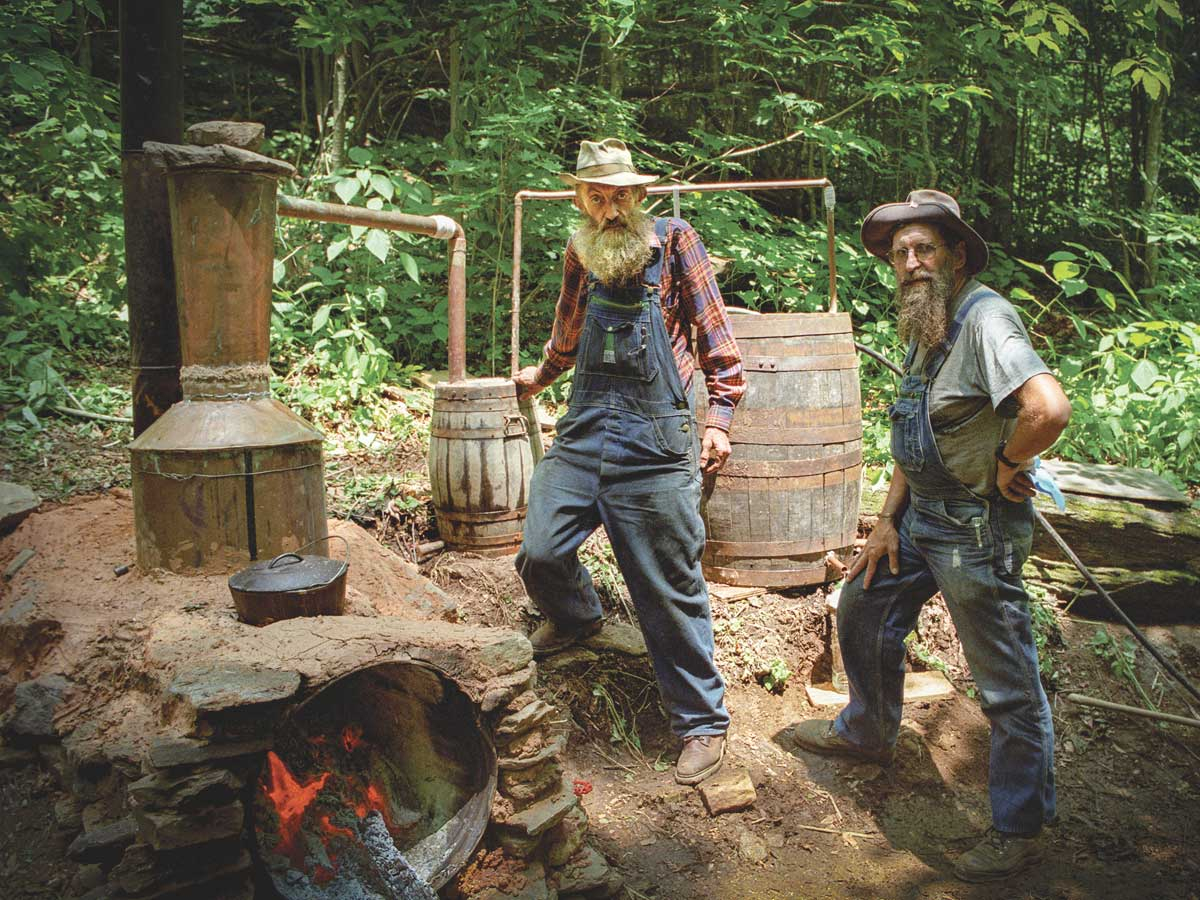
[228,536,348,626]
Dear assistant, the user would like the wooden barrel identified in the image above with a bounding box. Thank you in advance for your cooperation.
[700,312,862,587]
[429,377,533,556]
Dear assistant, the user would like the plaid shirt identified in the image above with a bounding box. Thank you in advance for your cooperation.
[533,217,745,432]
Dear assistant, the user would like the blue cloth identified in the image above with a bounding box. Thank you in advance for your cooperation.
[1028,457,1067,511]
[516,219,728,738]
[836,285,1057,835]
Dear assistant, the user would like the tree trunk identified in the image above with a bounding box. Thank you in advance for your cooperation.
[974,101,1018,246]
[448,28,463,194]
[1140,86,1165,289]
[326,45,348,173]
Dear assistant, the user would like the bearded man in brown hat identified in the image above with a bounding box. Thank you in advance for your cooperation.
[512,138,744,785]
[790,189,1072,881]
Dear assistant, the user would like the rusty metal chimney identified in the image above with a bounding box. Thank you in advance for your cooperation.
[129,132,328,573]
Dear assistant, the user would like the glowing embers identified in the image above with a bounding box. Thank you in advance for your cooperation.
[255,724,433,899]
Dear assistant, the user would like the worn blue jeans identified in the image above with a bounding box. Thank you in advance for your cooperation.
[834,494,1056,835]
[516,404,729,738]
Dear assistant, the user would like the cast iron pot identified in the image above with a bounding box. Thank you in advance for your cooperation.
[228,536,349,626]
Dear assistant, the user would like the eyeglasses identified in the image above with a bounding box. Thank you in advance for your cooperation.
[887,243,944,266]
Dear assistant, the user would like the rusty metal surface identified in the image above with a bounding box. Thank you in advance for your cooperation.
[167,170,276,372]
[129,398,322,452]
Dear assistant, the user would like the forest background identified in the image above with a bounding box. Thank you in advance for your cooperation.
[1,0,1198,493]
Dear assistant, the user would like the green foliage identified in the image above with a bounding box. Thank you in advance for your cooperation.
[758,657,791,694]
[1026,582,1064,687]
[1089,626,1157,711]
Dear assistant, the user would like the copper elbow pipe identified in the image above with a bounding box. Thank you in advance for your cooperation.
[277,194,468,383]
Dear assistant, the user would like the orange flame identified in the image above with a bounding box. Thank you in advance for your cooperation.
[262,751,331,868]
[342,724,364,753]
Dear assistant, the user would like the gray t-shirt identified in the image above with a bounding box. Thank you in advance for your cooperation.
[909,279,1049,496]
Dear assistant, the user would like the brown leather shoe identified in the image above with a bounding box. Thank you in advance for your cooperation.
[528,617,604,657]
[674,734,726,785]
[789,718,894,765]
[953,827,1043,882]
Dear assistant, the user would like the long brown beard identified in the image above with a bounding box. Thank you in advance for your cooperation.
[572,207,653,285]
[896,265,958,348]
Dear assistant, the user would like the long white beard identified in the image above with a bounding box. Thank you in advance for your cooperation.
[573,209,654,285]
[897,265,958,348]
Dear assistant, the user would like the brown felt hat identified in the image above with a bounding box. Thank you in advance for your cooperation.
[861,188,988,274]
[558,138,658,187]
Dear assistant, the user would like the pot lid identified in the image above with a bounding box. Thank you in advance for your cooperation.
[228,552,347,594]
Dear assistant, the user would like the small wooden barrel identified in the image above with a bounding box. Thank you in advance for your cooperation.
[429,377,533,556]
[701,312,862,587]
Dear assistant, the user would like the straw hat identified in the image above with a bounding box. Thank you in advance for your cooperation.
[558,138,658,187]
[861,188,989,274]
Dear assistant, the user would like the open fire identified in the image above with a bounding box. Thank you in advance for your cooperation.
[251,662,495,899]
[257,723,437,898]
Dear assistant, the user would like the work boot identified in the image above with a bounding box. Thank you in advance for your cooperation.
[674,734,725,785]
[528,617,604,658]
[789,719,894,765]
[953,827,1043,882]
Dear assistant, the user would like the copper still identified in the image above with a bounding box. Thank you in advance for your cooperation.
[129,142,327,572]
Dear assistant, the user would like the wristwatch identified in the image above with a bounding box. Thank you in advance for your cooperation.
[995,440,1021,469]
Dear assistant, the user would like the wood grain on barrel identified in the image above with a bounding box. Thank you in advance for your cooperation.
[701,313,862,587]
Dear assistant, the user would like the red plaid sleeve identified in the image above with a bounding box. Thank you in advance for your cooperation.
[666,219,745,432]
[533,237,588,388]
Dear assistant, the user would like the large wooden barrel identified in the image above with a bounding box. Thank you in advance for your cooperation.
[701,312,862,587]
[429,377,533,556]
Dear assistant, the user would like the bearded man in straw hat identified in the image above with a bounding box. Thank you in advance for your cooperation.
[512,138,744,785]
[790,189,1072,881]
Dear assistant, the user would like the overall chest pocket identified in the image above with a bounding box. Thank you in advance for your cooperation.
[583,318,656,381]
[888,396,926,471]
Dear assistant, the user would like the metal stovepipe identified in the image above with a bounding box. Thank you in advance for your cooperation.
[510,178,838,375]
[277,195,469,383]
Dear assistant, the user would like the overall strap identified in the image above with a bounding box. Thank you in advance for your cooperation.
[924,284,1002,380]
[643,216,670,289]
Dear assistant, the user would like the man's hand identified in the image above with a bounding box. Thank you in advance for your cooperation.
[996,462,1037,502]
[699,426,731,475]
[846,515,900,590]
[512,365,542,401]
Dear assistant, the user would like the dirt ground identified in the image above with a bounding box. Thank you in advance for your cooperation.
[1,468,1198,898]
[428,550,1200,900]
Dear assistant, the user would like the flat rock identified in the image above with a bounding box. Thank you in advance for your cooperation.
[184,120,265,151]
[544,806,588,867]
[142,140,295,177]
[699,768,757,815]
[0,481,39,533]
[134,801,244,850]
[499,759,563,804]
[584,622,647,656]
[504,785,577,837]
[736,827,769,863]
[498,731,567,772]
[68,816,137,863]
[148,735,272,768]
[551,845,620,896]
[497,699,556,737]
[128,768,243,811]
[167,663,300,713]
[3,673,72,742]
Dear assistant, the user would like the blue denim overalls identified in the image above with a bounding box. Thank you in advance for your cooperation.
[516,217,728,738]
[833,283,1056,836]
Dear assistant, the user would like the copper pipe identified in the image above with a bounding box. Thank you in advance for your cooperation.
[510,178,840,367]
[277,194,469,382]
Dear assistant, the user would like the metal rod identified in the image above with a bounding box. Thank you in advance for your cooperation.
[511,195,524,376]
[1065,693,1200,729]
[510,177,839,374]
[277,194,469,383]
